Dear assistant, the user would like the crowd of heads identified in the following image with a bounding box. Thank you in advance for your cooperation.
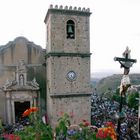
[91,93,139,139]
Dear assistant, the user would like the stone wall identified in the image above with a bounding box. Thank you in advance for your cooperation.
[45,5,92,126]
[48,95,91,127]
[0,36,46,123]
[47,56,91,95]
[45,5,91,54]
[0,37,44,85]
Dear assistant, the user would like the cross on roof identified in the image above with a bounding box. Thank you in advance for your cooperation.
[114,47,137,74]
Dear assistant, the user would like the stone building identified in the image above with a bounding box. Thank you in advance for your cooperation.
[0,5,92,125]
[44,5,92,126]
[0,37,46,123]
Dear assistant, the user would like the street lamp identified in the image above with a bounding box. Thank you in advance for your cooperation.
[114,47,136,139]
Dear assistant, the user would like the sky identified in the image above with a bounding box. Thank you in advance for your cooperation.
[0,0,140,75]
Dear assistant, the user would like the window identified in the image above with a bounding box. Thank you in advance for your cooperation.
[66,20,75,39]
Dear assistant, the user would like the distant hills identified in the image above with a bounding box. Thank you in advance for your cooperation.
[91,73,140,94]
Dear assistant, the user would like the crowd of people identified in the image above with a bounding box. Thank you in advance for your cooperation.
[91,93,139,139]
[0,92,139,139]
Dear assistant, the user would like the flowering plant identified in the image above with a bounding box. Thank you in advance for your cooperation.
[96,122,117,140]
[0,108,117,140]
[55,114,95,140]
[55,115,117,140]
[1,134,20,140]
[55,113,70,139]
[22,107,38,117]
[14,107,53,140]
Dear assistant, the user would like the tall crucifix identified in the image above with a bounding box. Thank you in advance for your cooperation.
[114,47,137,139]
[114,47,137,96]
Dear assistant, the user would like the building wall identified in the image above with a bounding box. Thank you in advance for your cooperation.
[47,56,90,94]
[45,5,92,126]
[45,8,90,53]
[0,36,45,122]
[0,37,44,85]
[48,96,91,126]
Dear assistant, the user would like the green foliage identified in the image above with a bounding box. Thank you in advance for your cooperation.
[15,114,53,140]
[0,119,3,135]
[55,113,70,139]
[127,92,139,109]
[111,88,119,102]
[3,112,117,140]
[79,123,96,140]
[112,94,120,102]
[55,114,114,140]
[112,88,127,105]
[112,87,139,109]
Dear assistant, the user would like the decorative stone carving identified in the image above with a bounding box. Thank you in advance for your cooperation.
[48,5,90,13]
[3,79,12,90]
[74,7,77,10]
[19,74,24,86]
[59,5,63,9]
[11,93,32,100]
[78,7,81,11]
[2,60,40,124]
[50,4,53,9]
[2,60,39,91]
[55,5,58,9]
[31,78,39,89]
[69,6,72,10]
[65,6,68,9]
[82,8,85,11]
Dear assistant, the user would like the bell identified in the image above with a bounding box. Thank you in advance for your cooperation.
[68,25,73,33]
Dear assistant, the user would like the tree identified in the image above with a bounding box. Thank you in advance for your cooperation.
[112,88,127,104]
[127,91,139,109]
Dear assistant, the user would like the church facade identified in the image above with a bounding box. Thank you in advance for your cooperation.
[0,37,46,123]
[0,5,92,125]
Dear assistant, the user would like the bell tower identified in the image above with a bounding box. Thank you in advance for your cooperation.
[44,5,92,126]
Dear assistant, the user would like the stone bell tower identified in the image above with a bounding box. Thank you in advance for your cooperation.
[44,5,92,126]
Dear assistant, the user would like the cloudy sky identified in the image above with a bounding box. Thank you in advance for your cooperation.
[0,0,140,75]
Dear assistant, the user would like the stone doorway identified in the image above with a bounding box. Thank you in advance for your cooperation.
[14,101,30,122]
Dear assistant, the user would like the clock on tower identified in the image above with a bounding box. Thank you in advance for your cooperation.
[44,5,92,127]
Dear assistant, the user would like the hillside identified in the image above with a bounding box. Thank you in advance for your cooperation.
[91,73,140,94]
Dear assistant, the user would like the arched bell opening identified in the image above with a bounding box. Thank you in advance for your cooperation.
[66,20,75,39]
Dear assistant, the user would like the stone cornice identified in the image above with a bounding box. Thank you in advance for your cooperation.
[3,88,39,92]
[49,92,92,98]
[45,52,91,58]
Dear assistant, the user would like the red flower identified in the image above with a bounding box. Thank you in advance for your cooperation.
[82,119,90,126]
[22,109,30,117]
[96,127,117,140]
[84,121,90,126]
[96,128,109,139]
[22,107,38,117]
[105,121,115,128]
[30,107,38,112]
[2,134,20,140]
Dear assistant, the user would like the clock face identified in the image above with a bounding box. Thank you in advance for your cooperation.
[67,71,76,81]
